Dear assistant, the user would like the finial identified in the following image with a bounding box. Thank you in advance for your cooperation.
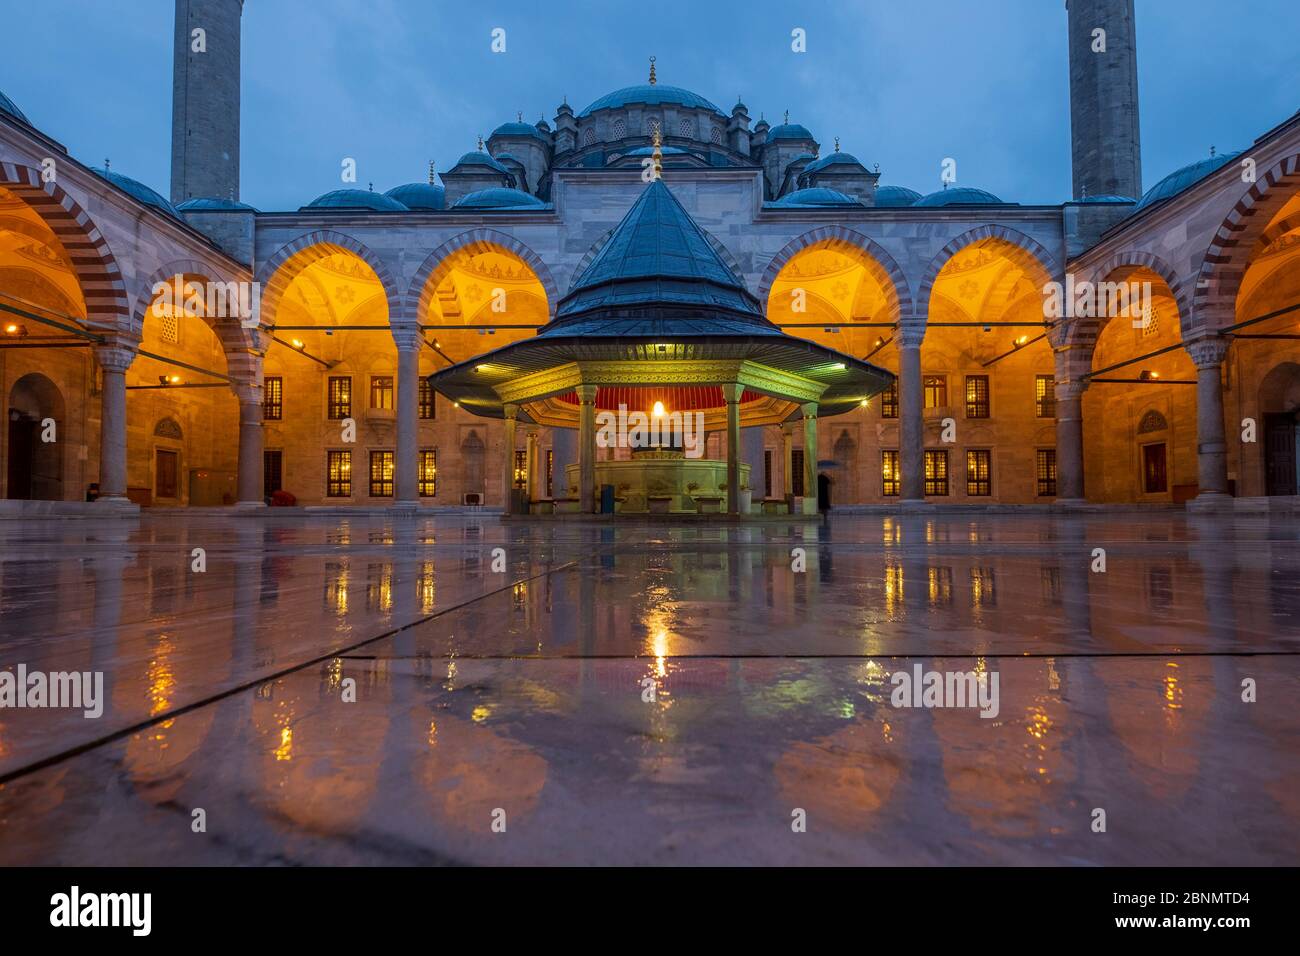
[368,182,373,192]
[428,159,436,184]
[648,56,657,86]
[650,121,663,181]
[874,163,880,173]
[104,157,110,171]
[477,134,485,151]
[1210,145,1216,157]
[834,136,840,152]
[517,111,523,122]
[783,110,789,125]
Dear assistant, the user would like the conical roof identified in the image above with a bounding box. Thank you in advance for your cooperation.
[553,179,766,327]
[427,178,894,421]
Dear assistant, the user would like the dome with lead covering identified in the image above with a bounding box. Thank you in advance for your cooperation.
[385,181,446,210]
[303,189,409,212]
[771,187,861,208]
[913,186,1005,207]
[452,188,546,209]
[1135,152,1241,210]
[93,168,178,217]
[873,184,922,207]
[580,84,722,118]
[0,89,30,125]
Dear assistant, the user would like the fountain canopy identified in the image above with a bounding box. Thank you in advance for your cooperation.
[427,178,894,427]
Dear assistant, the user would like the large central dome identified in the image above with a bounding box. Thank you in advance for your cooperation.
[579,84,721,118]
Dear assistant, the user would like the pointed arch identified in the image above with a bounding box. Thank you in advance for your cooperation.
[0,162,129,331]
[1194,152,1300,331]
[132,258,256,352]
[404,229,558,324]
[758,226,912,322]
[1065,250,1189,348]
[916,224,1059,322]
[255,230,401,330]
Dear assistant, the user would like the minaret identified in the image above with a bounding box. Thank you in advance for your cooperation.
[1066,0,1141,199]
[170,0,243,203]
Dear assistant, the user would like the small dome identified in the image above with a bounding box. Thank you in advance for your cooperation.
[1135,151,1240,210]
[385,182,445,210]
[491,121,548,142]
[913,186,1005,207]
[452,151,511,174]
[453,188,546,209]
[579,84,722,118]
[176,197,258,212]
[803,151,868,175]
[303,188,409,212]
[873,184,923,208]
[93,168,178,217]
[766,123,815,142]
[0,89,30,125]
[771,187,861,207]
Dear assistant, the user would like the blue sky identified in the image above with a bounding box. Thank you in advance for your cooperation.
[1,0,1296,209]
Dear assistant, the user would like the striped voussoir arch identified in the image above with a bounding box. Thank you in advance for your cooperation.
[915,224,1061,322]
[0,162,129,331]
[1194,152,1300,329]
[132,258,256,352]
[1063,250,1190,348]
[757,225,913,322]
[404,228,559,323]
[255,230,402,328]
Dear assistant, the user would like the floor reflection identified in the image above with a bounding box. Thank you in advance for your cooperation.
[0,511,1296,863]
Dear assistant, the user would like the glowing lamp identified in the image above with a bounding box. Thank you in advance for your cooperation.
[291,338,304,349]
[652,401,665,417]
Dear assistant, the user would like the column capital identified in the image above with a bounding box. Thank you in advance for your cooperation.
[895,322,926,349]
[800,401,818,419]
[233,382,263,407]
[1185,335,1229,370]
[392,325,424,352]
[721,382,744,403]
[503,402,519,420]
[93,335,139,374]
[1054,379,1089,403]
[575,384,598,404]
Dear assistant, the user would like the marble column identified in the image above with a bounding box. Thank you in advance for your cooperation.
[897,325,925,502]
[235,387,265,507]
[723,383,743,515]
[502,403,518,515]
[93,337,137,505]
[1188,335,1231,500]
[394,330,422,506]
[577,384,597,513]
[1054,379,1088,502]
[802,402,818,514]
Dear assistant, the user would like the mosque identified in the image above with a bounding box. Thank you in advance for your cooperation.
[2,0,1299,515]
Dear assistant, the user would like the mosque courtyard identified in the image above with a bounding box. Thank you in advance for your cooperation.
[0,509,1295,866]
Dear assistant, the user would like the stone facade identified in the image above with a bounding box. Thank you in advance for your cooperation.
[2,14,1299,513]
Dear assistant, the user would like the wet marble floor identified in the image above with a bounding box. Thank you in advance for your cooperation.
[0,511,1297,865]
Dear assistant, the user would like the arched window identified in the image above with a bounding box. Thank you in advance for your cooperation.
[1137,410,1168,434]
[710,127,723,145]
[611,117,626,139]
[581,128,596,147]
[678,118,693,138]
